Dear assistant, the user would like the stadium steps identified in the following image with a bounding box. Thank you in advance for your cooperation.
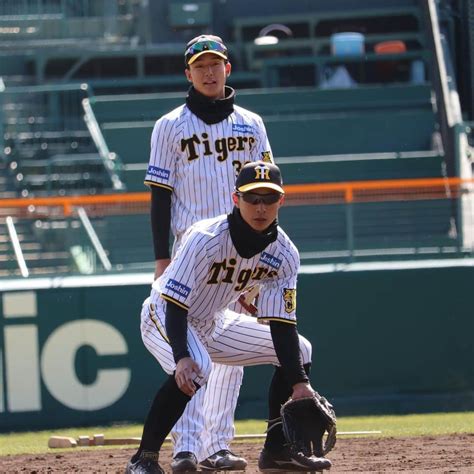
[119,150,446,193]
[0,159,17,197]
[89,84,434,123]
[1,82,122,196]
[95,83,437,166]
[100,112,438,165]
[0,216,76,277]
[277,151,445,183]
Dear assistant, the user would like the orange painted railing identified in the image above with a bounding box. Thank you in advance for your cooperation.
[0,177,473,217]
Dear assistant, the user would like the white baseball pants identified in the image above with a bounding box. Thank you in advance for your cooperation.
[140,298,312,461]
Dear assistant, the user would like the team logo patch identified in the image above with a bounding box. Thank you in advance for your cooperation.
[147,165,170,180]
[283,288,296,313]
[255,164,271,180]
[260,252,282,269]
[165,279,191,298]
[232,123,254,133]
[261,151,272,163]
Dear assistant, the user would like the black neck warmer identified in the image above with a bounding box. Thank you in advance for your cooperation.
[227,207,278,259]
[186,85,235,124]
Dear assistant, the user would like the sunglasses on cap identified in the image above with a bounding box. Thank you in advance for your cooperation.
[237,191,282,205]
[185,40,227,63]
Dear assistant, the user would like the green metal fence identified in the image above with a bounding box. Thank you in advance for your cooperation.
[1,177,473,278]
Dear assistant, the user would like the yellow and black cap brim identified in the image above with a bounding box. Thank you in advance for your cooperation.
[187,50,228,65]
[237,182,285,194]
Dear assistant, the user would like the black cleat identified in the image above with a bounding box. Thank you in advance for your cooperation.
[125,451,164,474]
[171,451,198,472]
[200,449,248,471]
[258,447,332,471]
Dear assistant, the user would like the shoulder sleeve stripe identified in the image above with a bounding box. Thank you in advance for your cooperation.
[257,317,297,325]
[161,293,189,311]
[145,180,174,192]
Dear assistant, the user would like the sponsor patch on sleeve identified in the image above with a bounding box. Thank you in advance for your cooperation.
[261,151,272,162]
[165,279,191,298]
[147,165,170,181]
[283,288,297,313]
[260,252,282,269]
[232,123,254,134]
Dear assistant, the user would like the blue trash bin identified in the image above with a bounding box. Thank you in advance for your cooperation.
[330,32,365,56]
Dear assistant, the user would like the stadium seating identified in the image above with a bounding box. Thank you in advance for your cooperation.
[0,214,73,278]
[278,152,444,184]
[96,82,439,175]
[1,83,120,196]
[89,83,433,123]
[101,110,437,162]
[0,0,467,277]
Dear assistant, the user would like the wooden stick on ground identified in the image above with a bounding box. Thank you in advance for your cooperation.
[48,431,381,449]
[48,436,78,448]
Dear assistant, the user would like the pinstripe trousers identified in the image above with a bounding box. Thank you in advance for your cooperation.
[140,297,312,461]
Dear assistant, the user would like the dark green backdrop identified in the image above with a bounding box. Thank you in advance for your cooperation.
[0,264,473,431]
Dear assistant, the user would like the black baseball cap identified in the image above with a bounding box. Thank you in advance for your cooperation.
[185,34,228,66]
[235,161,285,194]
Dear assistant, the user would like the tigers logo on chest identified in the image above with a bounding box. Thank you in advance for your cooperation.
[207,258,277,291]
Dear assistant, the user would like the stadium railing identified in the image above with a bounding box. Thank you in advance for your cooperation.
[232,6,424,44]
[0,0,141,44]
[0,177,472,277]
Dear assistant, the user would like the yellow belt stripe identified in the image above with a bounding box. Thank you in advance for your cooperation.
[148,303,170,343]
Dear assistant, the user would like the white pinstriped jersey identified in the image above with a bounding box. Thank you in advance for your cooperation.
[151,215,299,340]
[144,104,273,241]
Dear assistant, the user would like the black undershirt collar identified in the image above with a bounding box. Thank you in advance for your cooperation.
[186,85,235,124]
[227,207,278,259]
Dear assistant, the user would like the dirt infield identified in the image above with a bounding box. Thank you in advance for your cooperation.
[0,434,472,473]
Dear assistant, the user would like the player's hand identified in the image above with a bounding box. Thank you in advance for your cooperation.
[291,382,316,400]
[175,357,199,396]
[154,258,171,280]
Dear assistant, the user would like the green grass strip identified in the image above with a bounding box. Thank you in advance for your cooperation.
[1,411,473,456]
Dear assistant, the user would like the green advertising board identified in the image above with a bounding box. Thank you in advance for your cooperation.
[1,261,473,432]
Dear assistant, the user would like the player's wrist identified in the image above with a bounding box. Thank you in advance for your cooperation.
[174,351,191,364]
[292,380,310,390]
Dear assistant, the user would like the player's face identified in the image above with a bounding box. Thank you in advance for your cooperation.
[234,189,284,233]
[185,54,231,100]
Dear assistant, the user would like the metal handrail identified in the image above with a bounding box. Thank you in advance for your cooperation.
[82,97,125,191]
[426,0,459,128]
[5,216,29,278]
[2,82,90,94]
[0,76,4,154]
[76,207,112,272]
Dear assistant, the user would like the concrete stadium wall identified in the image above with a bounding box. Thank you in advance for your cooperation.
[0,262,473,431]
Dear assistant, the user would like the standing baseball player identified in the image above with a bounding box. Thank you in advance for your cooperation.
[126,161,332,473]
[145,35,274,471]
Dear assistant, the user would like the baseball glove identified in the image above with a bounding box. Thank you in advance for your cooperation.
[280,393,337,458]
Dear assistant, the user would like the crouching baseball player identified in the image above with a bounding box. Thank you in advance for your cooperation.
[126,162,332,473]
